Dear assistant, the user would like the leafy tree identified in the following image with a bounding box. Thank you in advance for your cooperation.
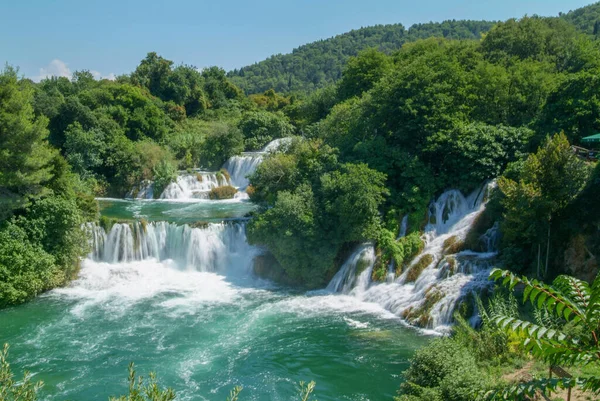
[320,163,388,241]
[201,122,244,169]
[537,69,600,145]
[424,122,533,192]
[498,133,590,276]
[229,20,494,94]
[0,67,56,220]
[63,122,106,179]
[487,269,600,399]
[337,48,392,100]
[238,110,294,151]
[0,222,57,307]
[151,160,177,199]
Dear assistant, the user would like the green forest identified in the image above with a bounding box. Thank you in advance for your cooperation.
[2,1,600,400]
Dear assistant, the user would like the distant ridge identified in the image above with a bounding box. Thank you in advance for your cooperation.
[227,20,495,94]
[228,1,600,95]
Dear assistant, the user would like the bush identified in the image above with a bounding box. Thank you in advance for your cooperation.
[0,222,58,307]
[208,185,237,200]
[396,338,488,401]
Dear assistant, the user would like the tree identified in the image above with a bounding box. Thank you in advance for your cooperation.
[320,163,389,241]
[238,110,294,151]
[0,222,57,307]
[0,67,56,220]
[498,133,590,276]
[337,48,392,100]
[487,269,600,399]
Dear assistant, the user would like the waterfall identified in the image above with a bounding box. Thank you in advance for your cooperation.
[160,172,231,200]
[326,245,375,294]
[327,183,497,332]
[128,172,231,200]
[86,221,256,273]
[222,154,263,190]
[222,137,294,189]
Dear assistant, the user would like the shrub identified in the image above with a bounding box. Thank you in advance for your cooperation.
[208,186,237,200]
[0,222,58,307]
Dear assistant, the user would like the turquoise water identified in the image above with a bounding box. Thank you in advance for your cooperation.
[0,200,430,401]
[98,198,258,224]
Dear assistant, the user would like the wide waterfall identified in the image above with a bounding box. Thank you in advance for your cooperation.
[160,172,232,200]
[86,221,256,273]
[128,172,232,200]
[327,183,497,332]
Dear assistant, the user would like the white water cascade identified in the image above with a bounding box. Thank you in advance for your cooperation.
[159,172,231,200]
[128,138,293,200]
[85,221,257,273]
[222,137,294,189]
[327,183,498,332]
[128,172,232,200]
[222,153,263,190]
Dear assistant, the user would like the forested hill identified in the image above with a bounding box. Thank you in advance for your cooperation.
[561,1,600,35]
[227,20,495,94]
[228,1,600,95]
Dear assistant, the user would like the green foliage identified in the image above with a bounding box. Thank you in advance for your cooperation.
[320,163,388,242]
[425,123,533,192]
[396,338,490,401]
[151,160,177,199]
[109,363,175,401]
[201,122,244,169]
[0,222,57,307]
[208,185,237,200]
[229,20,495,94]
[561,2,600,36]
[486,269,600,398]
[0,67,55,219]
[337,48,392,101]
[0,344,43,401]
[247,140,388,287]
[238,110,294,151]
[498,133,591,273]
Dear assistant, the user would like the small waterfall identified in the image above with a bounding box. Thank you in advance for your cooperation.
[222,137,293,190]
[222,154,263,190]
[128,172,231,200]
[87,221,256,273]
[326,245,375,294]
[328,183,497,332]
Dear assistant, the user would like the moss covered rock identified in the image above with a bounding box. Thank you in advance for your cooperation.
[208,185,237,200]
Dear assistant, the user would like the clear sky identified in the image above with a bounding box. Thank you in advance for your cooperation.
[0,0,593,81]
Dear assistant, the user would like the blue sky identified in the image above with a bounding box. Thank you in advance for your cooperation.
[0,0,593,81]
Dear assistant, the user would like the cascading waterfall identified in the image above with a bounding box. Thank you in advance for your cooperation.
[128,138,293,200]
[86,221,256,273]
[222,137,293,189]
[128,172,232,200]
[222,153,263,190]
[326,245,376,294]
[327,183,497,332]
[160,172,231,200]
